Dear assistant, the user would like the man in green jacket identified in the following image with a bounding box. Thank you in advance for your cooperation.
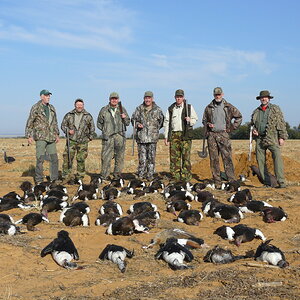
[61,98,95,181]
[25,89,59,184]
[251,90,288,188]
[97,92,130,180]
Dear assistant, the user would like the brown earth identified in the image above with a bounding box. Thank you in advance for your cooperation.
[0,139,300,300]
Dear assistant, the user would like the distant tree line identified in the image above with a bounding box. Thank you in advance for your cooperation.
[158,122,300,140]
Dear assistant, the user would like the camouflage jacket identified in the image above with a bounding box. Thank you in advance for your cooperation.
[97,104,130,140]
[61,109,95,143]
[251,103,288,147]
[202,99,242,134]
[25,100,59,142]
[131,102,164,143]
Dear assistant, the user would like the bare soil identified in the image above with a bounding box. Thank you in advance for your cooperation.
[0,139,299,300]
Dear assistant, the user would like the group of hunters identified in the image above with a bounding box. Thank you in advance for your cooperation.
[25,87,288,189]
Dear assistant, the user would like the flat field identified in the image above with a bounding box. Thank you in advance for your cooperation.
[0,138,299,300]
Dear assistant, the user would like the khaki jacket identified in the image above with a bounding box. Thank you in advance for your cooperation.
[97,104,130,140]
[202,99,242,133]
[25,100,59,142]
[61,109,95,143]
[251,103,288,146]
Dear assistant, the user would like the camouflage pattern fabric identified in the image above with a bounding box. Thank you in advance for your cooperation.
[97,104,130,140]
[207,131,235,184]
[35,141,58,183]
[25,100,59,142]
[137,143,157,180]
[61,109,95,143]
[202,99,242,133]
[131,103,164,143]
[251,103,288,147]
[62,140,88,180]
[255,138,285,185]
[101,133,126,179]
[169,131,192,182]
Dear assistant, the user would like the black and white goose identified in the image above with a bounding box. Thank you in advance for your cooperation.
[41,197,68,216]
[177,210,203,226]
[211,204,244,223]
[44,190,68,201]
[0,213,19,235]
[15,212,49,231]
[127,179,146,189]
[48,183,68,194]
[255,239,288,268]
[0,197,33,212]
[19,181,33,198]
[101,186,121,200]
[228,189,252,206]
[262,207,287,223]
[72,189,97,201]
[3,149,15,163]
[98,244,134,273]
[203,245,251,264]
[195,191,214,202]
[166,200,191,216]
[95,213,119,227]
[109,178,125,188]
[164,190,194,202]
[149,179,164,190]
[221,175,246,192]
[60,207,89,227]
[128,202,157,215]
[133,211,160,227]
[99,201,123,216]
[77,180,99,194]
[41,230,81,269]
[71,202,90,215]
[239,200,272,213]
[214,224,266,246]
[106,216,149,235]
[155,240,194,270]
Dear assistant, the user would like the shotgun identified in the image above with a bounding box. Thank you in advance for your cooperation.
[118,101,127,132]
[132,120,136,156]
[66,127,72,169]
[248,125,254,161]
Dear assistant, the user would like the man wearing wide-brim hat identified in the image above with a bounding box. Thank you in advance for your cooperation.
[251,90,288,188]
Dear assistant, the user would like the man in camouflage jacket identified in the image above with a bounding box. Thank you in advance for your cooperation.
[251,90,288,188]
[131,91,164,180]
[97,92,130,179]
[25,89,59,184]
[202,87,242,188]
[61,98,95,181]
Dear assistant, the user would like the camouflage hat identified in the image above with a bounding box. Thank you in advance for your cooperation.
[144,91,153,97]
[256,90,273,100]
[175,89,184,96]
[109,92,119,99]
[213,87,223,95]
[40,89,52,96]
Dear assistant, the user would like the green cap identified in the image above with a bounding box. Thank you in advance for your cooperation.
[109,92,119,99]
[40,89,52,96]
[213,87,223,95]
[144,91,153,97]
[175,89,184,96]
[256,90,273,100]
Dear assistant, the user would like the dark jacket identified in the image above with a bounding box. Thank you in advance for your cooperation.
[61,109,95,143]
[25,100,59,142]
[202,99,242,134]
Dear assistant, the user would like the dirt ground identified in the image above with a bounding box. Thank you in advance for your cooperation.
[0,138,300,300]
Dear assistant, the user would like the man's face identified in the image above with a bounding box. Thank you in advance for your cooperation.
[144,96,153,107]
[175,95,184,106]
[214,93,223,102]
[110,97,119,107]
[260,97,270,106]
[40,94,51,105]
[75,101,84,113]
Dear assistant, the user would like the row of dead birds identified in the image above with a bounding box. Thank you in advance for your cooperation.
[0,174,289,271]
[39,227,289,272]
[0,174,288,235]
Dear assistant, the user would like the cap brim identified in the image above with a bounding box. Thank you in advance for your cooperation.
[256,96,273,100]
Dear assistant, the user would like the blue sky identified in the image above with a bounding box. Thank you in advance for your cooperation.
[0,0,299,135]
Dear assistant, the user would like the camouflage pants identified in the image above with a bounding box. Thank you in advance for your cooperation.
[256,138,285,185]
[35,140,58,183]
[137,143,157,179]
[169,131,192,182]
[207,131,235,184]
[101,133,125,179]
[62,140,88,179]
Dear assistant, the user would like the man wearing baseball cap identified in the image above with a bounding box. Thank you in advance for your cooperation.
[97,92,130,179]
[25,89,60,184]
[202,87,242,188]
[164,89,198,182]
[251,90,288,188]
[131,91,164,180]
